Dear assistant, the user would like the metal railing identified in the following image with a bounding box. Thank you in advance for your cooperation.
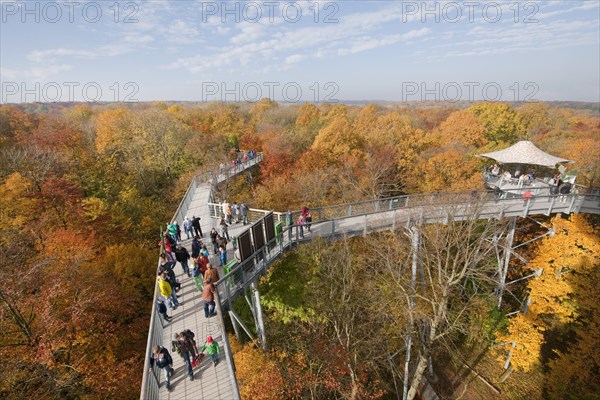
[140,153,262,400]
[208,203,284,223]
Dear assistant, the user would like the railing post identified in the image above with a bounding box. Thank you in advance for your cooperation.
[213,290,241,400]
[523,198,532,217]
[568,195,577,214]
[225,279,232,311]
[547,196,556,216]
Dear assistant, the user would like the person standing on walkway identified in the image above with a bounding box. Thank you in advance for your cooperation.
[176,331,198,381]
[149,345,174,391]
[191,216,203,237]
[200,336,220,366]
[218,244,227,266]
[240,203,249,225]
[174,244,191,277]
[158,272,180,309]
[210,228,219,254]
[183,216,193,240]
[221,200,230,223]
[175,221,182,241]
[200,243,210,258]
[167,221,178,242]
[191,236,201,259]
[220,216,230,241]
[232,202,240,223]
[204,263,220,285]
[202,277,216,318]
[305,212,312,233]
[286,210,293,241]
[157,298,170,323]
[296,215,305,239]
[191,259,203,292]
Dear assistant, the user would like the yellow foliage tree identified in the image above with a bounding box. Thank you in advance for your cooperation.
[94,108,131,154]
[437,109,488,148]
[0,173,37,232]
[499,214,600,392]
[311,114,366,164]
[469,102,525,144]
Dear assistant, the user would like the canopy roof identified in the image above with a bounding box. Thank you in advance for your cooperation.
[477,140,574,168]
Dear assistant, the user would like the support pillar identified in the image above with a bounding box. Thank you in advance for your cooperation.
[410,225,419,291]
[497,217,517,308]
[250,282,267,350]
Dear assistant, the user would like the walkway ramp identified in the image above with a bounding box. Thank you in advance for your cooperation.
[141,155,262,400]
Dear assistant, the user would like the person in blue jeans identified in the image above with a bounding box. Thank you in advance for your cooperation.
[200,336,220,365]
[176,331,198,381]
[219,245,227,266]
[202,278,216,318]
[149,345,174,390]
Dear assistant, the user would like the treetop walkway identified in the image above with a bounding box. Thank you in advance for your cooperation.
[141,154,600,399]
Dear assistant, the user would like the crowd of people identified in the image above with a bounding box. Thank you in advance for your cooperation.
[219,149,257,173]
[285,206,312,239]
[485,163,574,195]
[152,216,228,391]
[150,163,313,392]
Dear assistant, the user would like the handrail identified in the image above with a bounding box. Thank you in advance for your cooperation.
[140,152,262,400]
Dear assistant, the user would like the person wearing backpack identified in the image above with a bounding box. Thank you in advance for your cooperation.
[176,330,198,381]
[200,336,220,365]
[149,345,174,391]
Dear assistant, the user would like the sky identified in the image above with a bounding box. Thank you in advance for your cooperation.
[1,0,599,103]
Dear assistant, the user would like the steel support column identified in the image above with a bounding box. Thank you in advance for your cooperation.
[497,217,517,308]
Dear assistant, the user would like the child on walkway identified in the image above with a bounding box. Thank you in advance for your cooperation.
[200,336,220,365]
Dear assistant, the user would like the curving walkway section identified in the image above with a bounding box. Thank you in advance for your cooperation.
[142,157,600,399]
[210,187,600,311]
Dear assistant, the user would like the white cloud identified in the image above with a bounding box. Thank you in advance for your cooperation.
[419,18,599,62]
[285,54,305,64]
[0,64,72,81]
[161,3,419,74]
[0,66,20,80]
[161,19,202,44]
[229,22,267,45]
[337,28,430,56]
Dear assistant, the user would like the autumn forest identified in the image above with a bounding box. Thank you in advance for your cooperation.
[0,100,599,399]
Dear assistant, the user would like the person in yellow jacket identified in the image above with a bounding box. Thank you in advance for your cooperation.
[158,272,180,309]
